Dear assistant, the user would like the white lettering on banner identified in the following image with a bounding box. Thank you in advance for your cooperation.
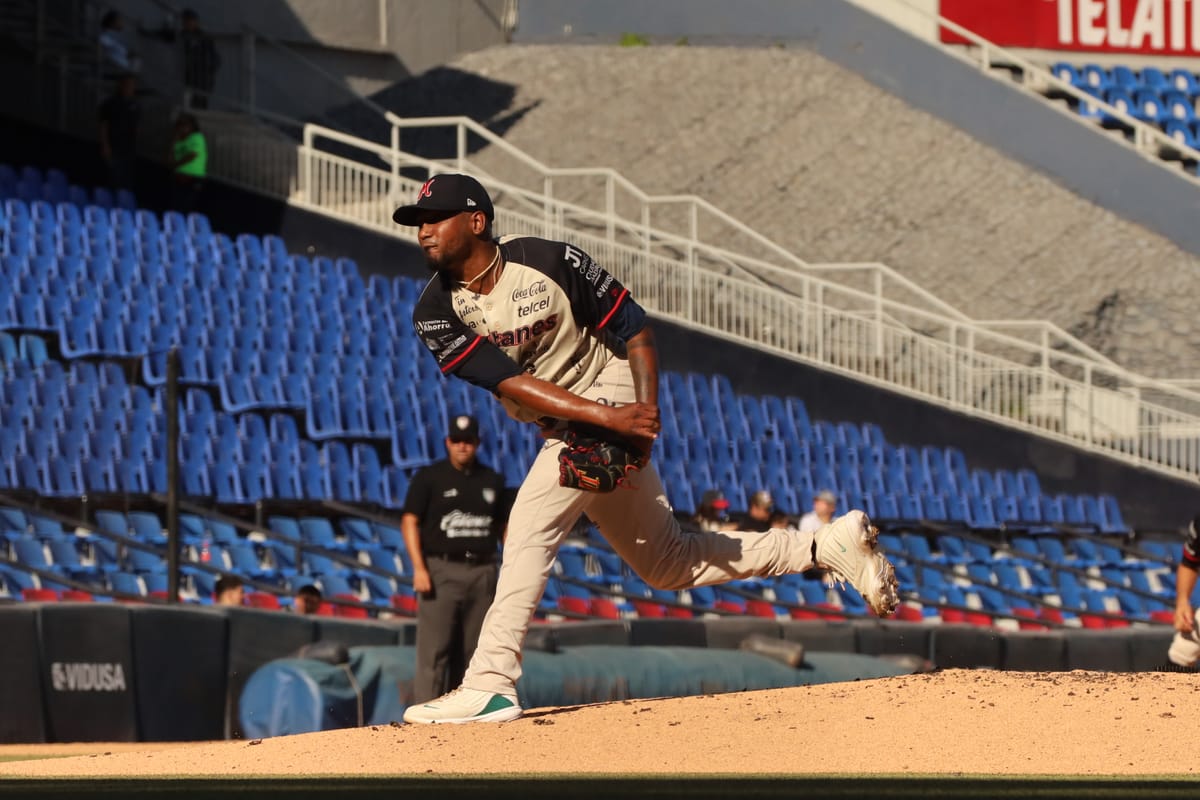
[1060,0,1075,43]
[51,662,127,692]
[1078,0,1107,45]
[1132,0,1166,48]
[1059,0,1196,50]
[440,510,493,539]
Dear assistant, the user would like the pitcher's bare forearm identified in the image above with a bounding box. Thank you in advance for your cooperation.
[497,371,659,441]
[626,326,659,407]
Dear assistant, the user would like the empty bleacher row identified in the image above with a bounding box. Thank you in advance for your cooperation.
[0,163,1183,628]
[1051,61,1200,156]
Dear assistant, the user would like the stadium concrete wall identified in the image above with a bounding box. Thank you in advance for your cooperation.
[0,603,1173,743]
[512,0,1200,258]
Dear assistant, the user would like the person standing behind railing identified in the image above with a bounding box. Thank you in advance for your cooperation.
[180,9,219,109]
[169,113,207,213]
[98,73,140,197]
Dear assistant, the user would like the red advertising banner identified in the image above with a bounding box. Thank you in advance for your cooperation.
[941,0,1200,56]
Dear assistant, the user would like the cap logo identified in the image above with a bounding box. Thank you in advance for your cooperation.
[466,197,477,207]
[455,416,471,430]
[418,179,434,199]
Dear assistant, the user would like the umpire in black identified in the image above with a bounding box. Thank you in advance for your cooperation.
[402,414,510,703]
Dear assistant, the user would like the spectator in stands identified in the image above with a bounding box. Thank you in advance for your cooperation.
[1165,516,1200,670]
[98,10,140,73]
[798,489,837,535]
[98,73,140,196]
[294,583,323,615]
[734,490,775,532]
[180,9,220,109]
[402,414,510,704]
[169,113,207,213]
[214,574,244,606]
[690,489,737,532]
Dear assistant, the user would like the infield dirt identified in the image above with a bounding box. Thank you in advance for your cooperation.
[1,670,1197,778]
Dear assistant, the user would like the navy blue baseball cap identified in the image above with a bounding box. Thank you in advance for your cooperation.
[393,174,494,226]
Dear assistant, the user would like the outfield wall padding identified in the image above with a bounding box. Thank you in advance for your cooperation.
[0,605,46,743]
[0,605,1182,742]
[1001,630,1067,671]
[38,604,139,742]
[131,606,228,741]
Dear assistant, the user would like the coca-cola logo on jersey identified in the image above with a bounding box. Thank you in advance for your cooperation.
[511,280,547,302]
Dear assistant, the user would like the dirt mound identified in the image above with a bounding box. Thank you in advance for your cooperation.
[2,670,1197,778]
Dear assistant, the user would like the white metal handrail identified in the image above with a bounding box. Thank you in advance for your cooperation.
[906,1,1200,172]
[186,104,1200,481]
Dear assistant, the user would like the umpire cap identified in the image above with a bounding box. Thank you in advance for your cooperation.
[393,174,494,226]
[447,414,480,442]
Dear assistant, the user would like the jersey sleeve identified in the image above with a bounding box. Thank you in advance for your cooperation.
[411,282,523,392]
[505,238,647,344]
[1184,517,1200,569]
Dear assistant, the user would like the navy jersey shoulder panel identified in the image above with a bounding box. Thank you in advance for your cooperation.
[501,237,647,343]
[411,275,522,391]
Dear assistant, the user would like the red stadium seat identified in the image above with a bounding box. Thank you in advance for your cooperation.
[333,593,368,618]
[745,599,778,618]
[61,590,94,602]
[390,594,417,615]
[246,592,281,610]
[1011,608,1047,630]
[589,597,622,619]
[556,596,591,616]
[21,588,58,602]
[894,603,924,623]
[632,600,666,618]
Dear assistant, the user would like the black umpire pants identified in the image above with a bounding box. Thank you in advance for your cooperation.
[412,555,498,704]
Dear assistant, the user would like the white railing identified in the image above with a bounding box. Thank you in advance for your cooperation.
[906,1,1200,176]
[186,105,1200,482]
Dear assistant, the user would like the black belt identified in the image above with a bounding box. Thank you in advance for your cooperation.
[427,551,496,565]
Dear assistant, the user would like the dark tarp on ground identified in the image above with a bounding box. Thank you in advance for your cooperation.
[239,644,911,738]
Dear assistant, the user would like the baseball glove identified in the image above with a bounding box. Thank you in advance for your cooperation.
[557,424,647,493]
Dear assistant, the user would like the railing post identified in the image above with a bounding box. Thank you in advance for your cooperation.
[543,175,554,238]
[301,123,315,205]
[390,122,400,200]
[873,269,884,359]
[1085,364,1094,446]
[815,283,825,363]
[456,123,466,172]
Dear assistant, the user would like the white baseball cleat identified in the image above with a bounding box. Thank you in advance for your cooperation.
[403,687,523,724]
[813,510,900,617]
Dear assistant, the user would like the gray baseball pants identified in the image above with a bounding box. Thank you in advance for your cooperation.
[460,356,817,697]
[412,556,498,704]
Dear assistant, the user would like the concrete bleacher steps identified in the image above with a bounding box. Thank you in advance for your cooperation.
[361,43,1200,379]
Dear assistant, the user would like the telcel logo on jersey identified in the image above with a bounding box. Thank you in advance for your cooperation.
[488,314,559,348]
[512,280,549,317]
[51,661,128,692]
